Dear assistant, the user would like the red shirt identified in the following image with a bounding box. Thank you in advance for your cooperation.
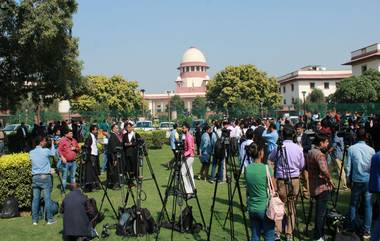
[58,137,79,161]
[184,133,195,157]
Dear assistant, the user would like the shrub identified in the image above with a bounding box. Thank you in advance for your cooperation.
[137,130,168,149]
[0,153,32,210]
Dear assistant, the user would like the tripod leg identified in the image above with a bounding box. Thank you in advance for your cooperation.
[227,176,235,241]
[207,177,219,241]
[235,178,250,241]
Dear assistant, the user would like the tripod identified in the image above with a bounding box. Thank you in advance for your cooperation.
[208,140,250,241]
[155,147,207,241]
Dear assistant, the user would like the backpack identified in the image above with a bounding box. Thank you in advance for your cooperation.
[38,197,59,220]
[213,132,225,159]
[116,206,156,236]
[334,231,360,241]
[178,206,194,232]
[85,197,104,227]
[0,196,19,218]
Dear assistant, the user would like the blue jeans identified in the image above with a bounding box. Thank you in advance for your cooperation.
[348,182,372,233]
[102,146,108,172]
[250,211,275,241]
[210,157,224,181]
[61,161,77,191]
[32,174,53,222]
[371,194,380,241]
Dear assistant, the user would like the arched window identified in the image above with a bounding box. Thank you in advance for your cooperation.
[191,66,195,72]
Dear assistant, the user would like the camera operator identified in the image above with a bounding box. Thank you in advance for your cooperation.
[83,124,100,192]
[209,121,225,183]
[61,183,93,241]
[58,128,80,192]
[245,142,276,241]
[345,128,375,239]
[262,122,279,155]
[307,134,334,241]
[107,124,123,189]
[269,125,305,241]
[122,122,141,184]
[182,122,196,198]
[165,123,179,169]
[30,136,56,225]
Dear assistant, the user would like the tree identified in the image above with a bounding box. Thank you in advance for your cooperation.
[71,75,142,118]
[170,95,185,114]
[206,64,281,116]
[307,88,325,103]
[191,96,207,118]
[331,72,380,103]
[0,0,82,115]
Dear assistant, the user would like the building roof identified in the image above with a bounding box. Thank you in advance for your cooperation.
[278,67,352,85]
[343,43,380,65]
[181,47,207,63]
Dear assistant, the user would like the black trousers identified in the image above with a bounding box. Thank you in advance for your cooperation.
[84,155,99,187]
[314,190,330,240]
[125,155,137,178]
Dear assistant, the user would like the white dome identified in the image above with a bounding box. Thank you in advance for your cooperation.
[181,47,206,63]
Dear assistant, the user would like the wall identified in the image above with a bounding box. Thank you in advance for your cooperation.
[352,58,380,76]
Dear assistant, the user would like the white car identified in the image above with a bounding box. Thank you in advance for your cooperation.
[159,122,175,138]
[135,121,155,131]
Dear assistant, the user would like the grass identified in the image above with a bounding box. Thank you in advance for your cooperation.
[0,145,352,241]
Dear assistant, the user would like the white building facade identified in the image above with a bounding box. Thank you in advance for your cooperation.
[277,66,352,110]
[344,43,380,76]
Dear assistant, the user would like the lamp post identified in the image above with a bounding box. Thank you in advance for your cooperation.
[302,91,307,128]
[167,90,171,122]
[260,100,263,119]
[140,89,145,119]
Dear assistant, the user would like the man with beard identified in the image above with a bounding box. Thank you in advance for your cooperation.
[107,124,123,189]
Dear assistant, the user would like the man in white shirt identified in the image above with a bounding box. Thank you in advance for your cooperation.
[83,124,100,192]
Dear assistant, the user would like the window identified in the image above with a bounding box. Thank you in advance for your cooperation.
[291,97,295,104]
[291,84,294,91]
[283,99,286,105]
[310,82,315,89]
[283,86,286,93]
[196,66,200,71]
[191,66,195,72]
[186,67,189,72]
[324,82,329,89]
[361,65,367,73]
[278,87,281,93]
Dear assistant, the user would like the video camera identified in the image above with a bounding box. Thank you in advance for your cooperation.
[113,146,123,160]
[336,128,355,146]
[174,140,184,151]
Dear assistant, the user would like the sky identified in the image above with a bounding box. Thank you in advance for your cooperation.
[73,0,380,93]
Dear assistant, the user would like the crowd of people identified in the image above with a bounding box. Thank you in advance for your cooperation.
[19,110,380,240]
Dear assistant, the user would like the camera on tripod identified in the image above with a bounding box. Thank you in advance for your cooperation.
[336,127,355,146]
[113,146,123,160]
[221,128,231,145]
[174,140,184,151]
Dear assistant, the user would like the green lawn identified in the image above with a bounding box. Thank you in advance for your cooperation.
[0,145,351,241]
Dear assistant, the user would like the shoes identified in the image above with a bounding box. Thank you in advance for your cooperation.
[208,179,214,184]
[285,234,293,241]
[47,219,56,225]
[313,238,324,241]
[32,222,38,226]
[363,232,371,239]
[274,233,281,241]
[186,193,195,200]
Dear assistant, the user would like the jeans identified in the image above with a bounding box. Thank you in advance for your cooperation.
[210,157,225,181]
[314,190,330,240]
[348,182,372,233]
[0,141,4,156]
[61,161,77,191]
[102,146,108,172]
[250,211,275,241]
[32,174,53,222]
[371,193,380,241]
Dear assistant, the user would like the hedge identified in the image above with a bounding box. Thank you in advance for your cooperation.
[0,153,32,210]
[137,130,168,149]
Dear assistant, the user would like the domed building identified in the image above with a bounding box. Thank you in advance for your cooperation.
[144,47,209,118]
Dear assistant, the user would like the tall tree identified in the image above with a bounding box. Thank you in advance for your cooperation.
[191,96,206,118]
[71,75,142,118]
[206,64,281,115]
[331,71,380,103]
[170,95,185,114]
[0,0,82,113]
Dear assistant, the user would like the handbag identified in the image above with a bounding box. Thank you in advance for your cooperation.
[265,165,285,221]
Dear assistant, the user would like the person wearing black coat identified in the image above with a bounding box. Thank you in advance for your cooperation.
[61,184,92,241]
[83,124,100,192]
[122,122,141,181]
[107,124,123,189]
